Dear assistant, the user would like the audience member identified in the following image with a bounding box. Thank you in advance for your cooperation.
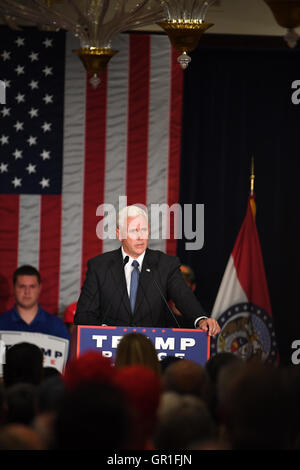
[33,375,65,448]
[53,382,132,450]
[219,361,290,449]
[115,333,161,376]
[153,392,216,449]
[3,342,43,387]
[114,365,162,449]
[63,350,116,390]
[3,383,37,426]
[160,355,181,374]
[0,424,45,450]
[163,359,209,403]
[169,265,197,328]
[205,352,241,385]
[205,352,242,421]
[0,265,70,342]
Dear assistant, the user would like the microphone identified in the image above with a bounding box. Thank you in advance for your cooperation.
[101,255,129,325]
[145,266,181,328]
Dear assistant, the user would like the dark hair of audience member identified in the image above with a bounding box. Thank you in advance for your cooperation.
[3,342,44,387]
[13,265,41,285]
[162,359,209,402]
[204,352,242,422]
[153,392,216,449]
[159,355,181,374]
[3,383,37,426]
[220,361,291,449]
[53,382,132,450]
[114,333,161,376]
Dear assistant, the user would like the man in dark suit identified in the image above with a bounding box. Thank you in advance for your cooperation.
[74,205,220,335]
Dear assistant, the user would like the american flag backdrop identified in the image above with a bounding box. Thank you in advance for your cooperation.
[0,26,183,317]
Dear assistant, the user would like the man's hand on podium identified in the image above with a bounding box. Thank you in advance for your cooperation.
[197,318,221,336]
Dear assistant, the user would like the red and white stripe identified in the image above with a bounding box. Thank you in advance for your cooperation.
[0,32,183,317]
[211,197,272,319]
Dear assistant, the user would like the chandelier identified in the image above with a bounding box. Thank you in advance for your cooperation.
[0,0,165,88]
[264,0,300,47]
[155,0,216,69]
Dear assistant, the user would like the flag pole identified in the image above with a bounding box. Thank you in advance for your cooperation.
[249,156,256,218]
[250,156,255,196]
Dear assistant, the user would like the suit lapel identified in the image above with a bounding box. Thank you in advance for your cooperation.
[134,249,157,315]
[110,248,132,317]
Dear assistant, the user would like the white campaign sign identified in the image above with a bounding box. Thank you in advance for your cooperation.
[0,330,69,375]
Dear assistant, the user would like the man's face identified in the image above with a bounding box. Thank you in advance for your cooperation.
[117,215,149,259]
[14,275,41,310]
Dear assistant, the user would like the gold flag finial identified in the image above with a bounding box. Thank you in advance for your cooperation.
[250,156,255,196]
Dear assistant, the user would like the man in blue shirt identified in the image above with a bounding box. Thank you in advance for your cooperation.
[0,265,70,342]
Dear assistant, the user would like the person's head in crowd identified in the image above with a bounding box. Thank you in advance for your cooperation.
[3,342,43,387]
[280,366,300,449]
[153,392,216,449]
[115,333,161,376]
[159,355,181,375]
[53,382,131,450]
[42,366,61,381]
[163,359,209,401]
[204,352,243,421]
[114,365,162,450]
[179,265,196,291]
[205,352,241,385]
[169,265,196,321]
[63,350,116,391]
[33,375,65,449]
[3,383,37,426]
[13,265,41,312]
[0,424,45,450]
[220,361,290,449]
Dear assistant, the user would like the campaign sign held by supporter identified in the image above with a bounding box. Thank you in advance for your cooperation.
[0,330,69,374]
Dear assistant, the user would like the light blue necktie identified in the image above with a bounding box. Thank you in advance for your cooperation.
[130,260,140,313]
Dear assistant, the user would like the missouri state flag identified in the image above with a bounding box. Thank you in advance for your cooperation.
[210,195,278,363]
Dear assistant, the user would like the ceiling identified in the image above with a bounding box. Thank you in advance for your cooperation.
[136,0,297,37]
[0,0,297,39]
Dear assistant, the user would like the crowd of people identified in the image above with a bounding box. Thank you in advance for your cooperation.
[0,332,299,450]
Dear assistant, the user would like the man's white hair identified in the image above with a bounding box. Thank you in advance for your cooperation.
[117,205,148,230]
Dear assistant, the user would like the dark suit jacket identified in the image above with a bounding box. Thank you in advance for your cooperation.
[74,248,207,328]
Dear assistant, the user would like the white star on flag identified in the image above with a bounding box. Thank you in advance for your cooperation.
[28,108,39,118]
[27,136,37,146]
[14,121,24,131]
[1,50,10,61]
[13,149,23,160]
[39,177,50,188]
[41,122,52,132]
[40,150,50,160]
[15,93,25,103]
[26,163,36,174]
[12,176,22,187]
[42,66,53,76]
[0,162,8,173]
[15,65,25,75]
[0,135,9,145]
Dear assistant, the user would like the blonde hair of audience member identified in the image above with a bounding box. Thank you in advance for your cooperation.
[115,333,161,376]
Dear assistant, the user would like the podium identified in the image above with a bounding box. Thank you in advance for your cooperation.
[71,326,210,366]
